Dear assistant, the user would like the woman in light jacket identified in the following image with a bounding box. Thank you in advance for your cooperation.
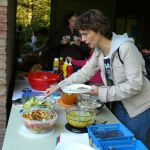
[45,9,150,146]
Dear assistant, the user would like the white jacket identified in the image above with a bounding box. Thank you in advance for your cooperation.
[59,33,150,118]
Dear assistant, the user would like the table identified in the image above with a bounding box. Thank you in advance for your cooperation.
[2,80,120,150]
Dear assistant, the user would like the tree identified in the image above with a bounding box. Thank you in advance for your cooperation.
[16,0,51,44]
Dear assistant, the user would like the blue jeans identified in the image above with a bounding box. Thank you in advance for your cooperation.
[114,102,150,147]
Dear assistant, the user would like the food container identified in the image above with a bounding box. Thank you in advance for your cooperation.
[22,96,55,110]
[66,108,96,128]
[27,72,60,91]
[60,93,79,105]
[77,94,103,114]
[21,108,57,134]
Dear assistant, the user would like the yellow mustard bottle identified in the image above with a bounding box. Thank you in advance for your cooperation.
[62,60,68,78]
[53,58,59,73]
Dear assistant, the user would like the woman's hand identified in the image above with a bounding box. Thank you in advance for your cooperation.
[74,37,81,46]
[45,84,60,97]
[66,56,72,63]
[89,85,99,96]
[61,36,69,45]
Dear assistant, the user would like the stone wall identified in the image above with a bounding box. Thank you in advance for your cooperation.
[0,0,7,149]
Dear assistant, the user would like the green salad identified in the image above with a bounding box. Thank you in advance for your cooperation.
[23,97,54,110]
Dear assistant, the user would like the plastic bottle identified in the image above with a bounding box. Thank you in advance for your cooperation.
[53,58,59,73]
[59,57,64,72]
[66,62,73,77]
[62,60,68,78]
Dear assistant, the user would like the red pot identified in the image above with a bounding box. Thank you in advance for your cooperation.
[27,72,60,91]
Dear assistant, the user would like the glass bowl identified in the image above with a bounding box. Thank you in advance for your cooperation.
[77,94,103,114]
[21,108,57,134]
[66,108,95,128]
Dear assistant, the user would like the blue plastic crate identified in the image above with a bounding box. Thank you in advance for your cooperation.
[87,123,134,147]
[97,139,148,150]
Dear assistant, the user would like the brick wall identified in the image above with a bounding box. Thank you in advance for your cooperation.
[0,1,7,149]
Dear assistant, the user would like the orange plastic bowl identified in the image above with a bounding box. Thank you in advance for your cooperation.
[60,93,79,105]
[27,72,60,91]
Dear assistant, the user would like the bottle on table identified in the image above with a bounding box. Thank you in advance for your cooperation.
[66,62,73,77]
[59,57,64,72]
[62,60,68,78]
[53,58,59,73]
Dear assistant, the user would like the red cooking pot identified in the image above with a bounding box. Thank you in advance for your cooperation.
[27,72,60,91]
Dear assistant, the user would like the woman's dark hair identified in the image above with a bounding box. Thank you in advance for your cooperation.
[64,11,79,26]
[67,11,79,19]
[77,9,112,39]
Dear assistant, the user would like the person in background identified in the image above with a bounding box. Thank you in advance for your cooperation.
[45,9,150,147]
[29,27,39,52]
[30,34,38,51]
[55,11,89,60]
[66,46,103,85]
[21,29,38,54]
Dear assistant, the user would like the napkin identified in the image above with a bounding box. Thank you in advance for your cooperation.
[58,133,89,145]
[55,142,95,150]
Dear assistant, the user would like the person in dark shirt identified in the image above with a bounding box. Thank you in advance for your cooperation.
[56,11,89,60]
